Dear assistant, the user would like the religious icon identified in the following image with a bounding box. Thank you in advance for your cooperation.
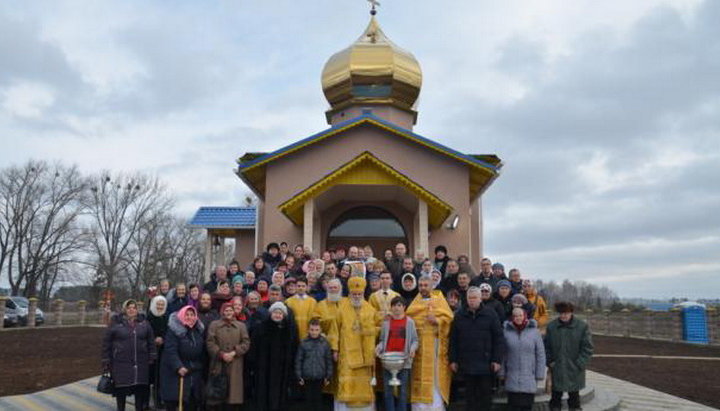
[347,261,367,278]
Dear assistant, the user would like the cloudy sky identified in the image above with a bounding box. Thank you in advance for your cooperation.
[1,0,718,299]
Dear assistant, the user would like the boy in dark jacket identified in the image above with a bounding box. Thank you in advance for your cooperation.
[295,318,332,410]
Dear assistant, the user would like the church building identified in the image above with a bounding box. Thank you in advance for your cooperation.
[190,15,502,277]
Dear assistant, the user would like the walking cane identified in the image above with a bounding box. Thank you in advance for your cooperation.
[178,375,185,411]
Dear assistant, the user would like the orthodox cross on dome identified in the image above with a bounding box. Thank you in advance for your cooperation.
[367,0,380,15]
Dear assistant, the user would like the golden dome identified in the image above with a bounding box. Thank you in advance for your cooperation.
[321,16,422,115]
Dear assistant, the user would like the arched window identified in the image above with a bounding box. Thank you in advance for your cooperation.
[328,206,405,238]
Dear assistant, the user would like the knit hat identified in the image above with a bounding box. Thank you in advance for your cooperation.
[232,275,244,286]
[367,273,380,282]
[492,263,505,271]
[497,280,512,290]
[269,301,288,317]
[348,277,367,293]
[479,283,492,293]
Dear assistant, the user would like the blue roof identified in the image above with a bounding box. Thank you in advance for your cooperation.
[237,113,500,172]
[188,206,256,229]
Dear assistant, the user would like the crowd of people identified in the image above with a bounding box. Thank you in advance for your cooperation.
[101,242,594,411]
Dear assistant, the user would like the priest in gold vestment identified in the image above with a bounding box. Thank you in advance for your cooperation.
[406,275,454,410]
[328,277,378,410]
[285,276,318,340]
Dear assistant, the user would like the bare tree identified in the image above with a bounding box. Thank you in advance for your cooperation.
[0,161,87,299]
[84,172,173,291]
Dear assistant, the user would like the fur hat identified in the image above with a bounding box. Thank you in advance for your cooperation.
[269,301,288,317]
[512,294,528,305]
[348,276,367,293]
[479,283,492,293]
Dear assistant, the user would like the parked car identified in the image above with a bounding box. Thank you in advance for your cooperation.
[9,296,44,326]
[4,300,19,327]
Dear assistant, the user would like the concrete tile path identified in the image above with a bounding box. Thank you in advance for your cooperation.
[587,370,717,410]
[0,371,716,410]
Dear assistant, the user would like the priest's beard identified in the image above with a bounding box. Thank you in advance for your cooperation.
[350,296,363,308]
[327,291,342,302]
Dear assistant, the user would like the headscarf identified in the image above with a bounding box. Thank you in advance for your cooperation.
[401,273,417,291]
[122,299,137,313]
[511,307,529,332]
[149,296,167,317]
[430,269,442,289]
[177,305,198,328]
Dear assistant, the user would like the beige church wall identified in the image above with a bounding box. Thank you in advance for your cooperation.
[470,196,483,269]
[233,230,257,266]
[329,106,415,130]
[261,125,474,259]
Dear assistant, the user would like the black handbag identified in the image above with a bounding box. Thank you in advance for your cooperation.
[205,364,228,400]
[97,371,114,394]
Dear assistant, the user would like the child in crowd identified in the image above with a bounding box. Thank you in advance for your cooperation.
[295,319,333,410]
[375,296,419,411]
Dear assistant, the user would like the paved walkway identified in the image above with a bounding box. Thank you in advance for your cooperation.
[0,372,716,410]
[587,370,717,410]
[0,377,118,410]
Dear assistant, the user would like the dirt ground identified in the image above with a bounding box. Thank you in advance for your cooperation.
[1,328,720,409]
[589,335,720,409]
[0,326,105,396]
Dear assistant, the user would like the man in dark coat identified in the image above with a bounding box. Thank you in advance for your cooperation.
[544,302,594,411]
[386,242,409,283]
[438,259,460,295]
[470,258,497,291]
[449,286,505,411]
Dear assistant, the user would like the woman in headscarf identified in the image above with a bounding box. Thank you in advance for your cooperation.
[101,299,156,411]
[147,296,169,409]
[211,281,233,312]
[249,302,299,411]
[399,272,418,302]
[160,305,206,411]
[430,268,444,296]
[500,307,546,411]
[206,302,251,410]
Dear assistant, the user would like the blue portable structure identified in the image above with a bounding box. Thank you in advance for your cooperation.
[678,302,709,344]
